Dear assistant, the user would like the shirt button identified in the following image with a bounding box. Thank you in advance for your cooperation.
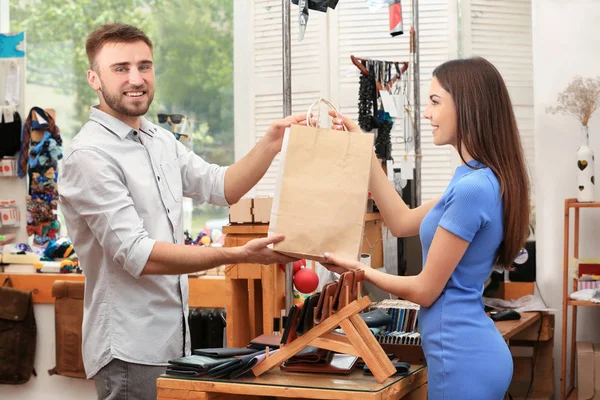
[133,131,138,136]
[157,176,161,181]
[167,209,170,213]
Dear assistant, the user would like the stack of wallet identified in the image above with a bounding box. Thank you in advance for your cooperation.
[167,348,272,379]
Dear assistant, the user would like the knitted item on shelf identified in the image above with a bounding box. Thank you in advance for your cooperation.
[19,107,63,246]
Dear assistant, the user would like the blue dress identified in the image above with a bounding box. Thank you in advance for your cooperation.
[419,160,513,400]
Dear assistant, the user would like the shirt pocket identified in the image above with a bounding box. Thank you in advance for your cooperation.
[160,160,183,203]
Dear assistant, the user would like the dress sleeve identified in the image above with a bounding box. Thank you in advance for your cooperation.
[438,174,498,242]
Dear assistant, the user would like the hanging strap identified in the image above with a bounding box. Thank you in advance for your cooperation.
[2,276,13,288]
[305,98,347,131]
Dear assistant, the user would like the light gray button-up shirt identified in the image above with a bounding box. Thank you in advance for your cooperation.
[58,107,228,378]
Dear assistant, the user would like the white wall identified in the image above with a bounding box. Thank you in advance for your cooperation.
[533,0,600,396]
[0,304,96,399]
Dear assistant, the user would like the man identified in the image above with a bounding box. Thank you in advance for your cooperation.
[59,23,304,400]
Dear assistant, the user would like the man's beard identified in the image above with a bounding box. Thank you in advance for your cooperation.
[100,82,154,117]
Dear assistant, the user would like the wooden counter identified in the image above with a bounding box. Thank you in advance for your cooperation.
[157,364,428,400]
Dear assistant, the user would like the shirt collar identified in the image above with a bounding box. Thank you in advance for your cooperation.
[89,106,157,139]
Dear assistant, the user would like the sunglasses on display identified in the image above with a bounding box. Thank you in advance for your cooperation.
[158,113,184,124]
[173,133,189,141]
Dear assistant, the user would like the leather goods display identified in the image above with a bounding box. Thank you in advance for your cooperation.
[281,353,358,374]
[0,277,37,384]
[313,281,338,324]
[313,270,365,325]
[295,292,319,336]
[192,347,257,358]
[280,304,299,345]
[48,280,86,378]
[167,351,268,379]
[188,308,226,350]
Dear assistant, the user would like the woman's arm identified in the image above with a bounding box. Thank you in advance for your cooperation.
[323,226,468,307]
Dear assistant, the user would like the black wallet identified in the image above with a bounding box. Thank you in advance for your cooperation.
[193,347,258,358]
[168,355,236,372]
[295,293,320,336]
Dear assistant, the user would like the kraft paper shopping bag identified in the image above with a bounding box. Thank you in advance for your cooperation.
[269,99,374,263]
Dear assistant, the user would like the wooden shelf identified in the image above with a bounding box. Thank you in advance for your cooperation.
[565,198,600,208]
[567,299,600,307]
[0,272,227,308]
[561,198,600,399]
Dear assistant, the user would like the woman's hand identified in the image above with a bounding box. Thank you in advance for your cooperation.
[322,252,366,275]
[328,110,363,132]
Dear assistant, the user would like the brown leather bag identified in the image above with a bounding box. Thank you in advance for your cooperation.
[48,280,86,378]
[0,277,37,384]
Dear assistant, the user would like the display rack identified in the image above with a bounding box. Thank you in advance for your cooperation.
[560,198,600,399]
[0,33,27,246]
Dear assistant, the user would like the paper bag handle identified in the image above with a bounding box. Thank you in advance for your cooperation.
[306,98,347,131]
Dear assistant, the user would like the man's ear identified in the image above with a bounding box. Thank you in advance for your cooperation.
[87,69,101,91]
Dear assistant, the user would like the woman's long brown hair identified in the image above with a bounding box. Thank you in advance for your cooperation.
[433,57,530,268]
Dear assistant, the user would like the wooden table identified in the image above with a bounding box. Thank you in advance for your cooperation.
[157,364,427,400]
[497,312,555,400]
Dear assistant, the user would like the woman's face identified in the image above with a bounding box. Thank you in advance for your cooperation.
[424,77,458,147]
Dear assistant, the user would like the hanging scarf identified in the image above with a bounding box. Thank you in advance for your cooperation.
[18,107,62,179]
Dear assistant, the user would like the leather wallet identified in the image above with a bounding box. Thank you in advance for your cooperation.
[193,347,258,358]
[359,309,392,328]
[248,334,281,350]
[332,271,356,313]
[296,293,319,336]
[168,355,237,372]
[281,304,300,345]
[281,353,358,374]
[313,281,338,324]
[284,346,331,365]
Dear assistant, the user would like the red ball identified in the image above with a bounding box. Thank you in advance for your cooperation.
[293,268,319,294]
[279,259,306,275]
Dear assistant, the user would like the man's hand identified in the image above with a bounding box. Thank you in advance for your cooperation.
[263,113,316,153]
[241,234,298,265]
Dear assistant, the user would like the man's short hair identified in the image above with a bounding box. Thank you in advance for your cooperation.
[86,23,153,70]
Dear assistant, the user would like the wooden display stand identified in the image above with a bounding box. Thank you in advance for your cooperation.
[223,214,384,348]
[252,296,396,383]
[560,198,600,400]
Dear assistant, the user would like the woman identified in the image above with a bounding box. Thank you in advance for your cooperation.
[324,57,530,400]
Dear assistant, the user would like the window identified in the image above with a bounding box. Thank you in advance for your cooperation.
[9,0,234,239]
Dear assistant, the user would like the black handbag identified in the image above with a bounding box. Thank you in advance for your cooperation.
[0,277,37,384]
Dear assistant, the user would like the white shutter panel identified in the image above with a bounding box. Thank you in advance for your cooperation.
[236,0,327,197]
[235,1,459,201]
[330,0,459,202]
[462,0,535,188]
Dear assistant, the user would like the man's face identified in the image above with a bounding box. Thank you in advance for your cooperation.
[88,41,155,118]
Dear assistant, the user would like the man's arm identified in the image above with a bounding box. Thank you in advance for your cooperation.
[142,234,295,275]
[224,113,309,204]
[60,149,296,279]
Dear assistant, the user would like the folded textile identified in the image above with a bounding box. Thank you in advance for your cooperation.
[364,361,410,376]
[359,309,392,328]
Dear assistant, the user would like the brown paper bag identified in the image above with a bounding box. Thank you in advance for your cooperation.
[269,100,374,263]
